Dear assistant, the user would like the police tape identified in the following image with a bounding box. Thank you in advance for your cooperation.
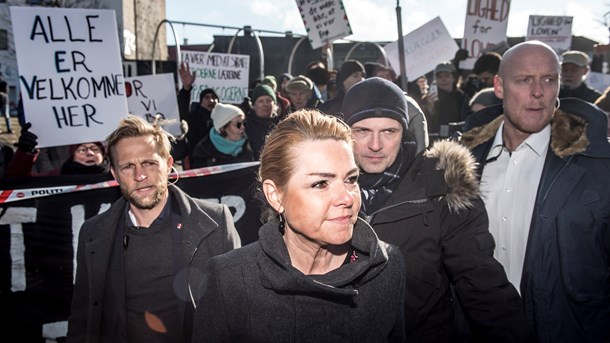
[0,161,260,204]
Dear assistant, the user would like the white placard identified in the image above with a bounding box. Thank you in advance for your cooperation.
[180,51,249,105]
[526,15,573,55]
[125,73,181,136]
[296,0,352,50]
[11,6,128,148]
[384,17,459,81]
[460,0,511,70]
[586,72,610,94]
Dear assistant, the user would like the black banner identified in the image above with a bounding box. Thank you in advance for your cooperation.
[0,166,263,340]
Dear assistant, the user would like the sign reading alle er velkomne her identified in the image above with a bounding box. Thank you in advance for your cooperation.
[11,6,128,148]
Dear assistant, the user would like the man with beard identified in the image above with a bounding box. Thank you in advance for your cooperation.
[67,115,241,343]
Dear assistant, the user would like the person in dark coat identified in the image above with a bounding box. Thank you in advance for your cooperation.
[341,77,533,342]
[190,103,254,168]
[559,50,602,103]
[192,110,406,342]
[177,62,219,168]
[460,41,610,343]
[67,115,241,343]
[244,84,283,159]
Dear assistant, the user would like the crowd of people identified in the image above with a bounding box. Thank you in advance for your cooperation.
[2,37,610,343]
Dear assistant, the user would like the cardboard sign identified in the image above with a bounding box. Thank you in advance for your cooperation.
[180,50,249,105]
[526,15,573,54]
[10,7,128,148]
[296,0,352,50]
[125,73,181,136]
[384,17,459,81]
[460,0,511,70]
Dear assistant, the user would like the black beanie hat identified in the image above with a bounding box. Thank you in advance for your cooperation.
[199,88,219,103]
[341,77,408,131]
[337,60,366,90]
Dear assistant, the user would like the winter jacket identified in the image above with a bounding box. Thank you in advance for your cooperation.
[461,98,610,343]
[66,185,241,343]
[363,140,533,343]
[190,134,255,168]
[192,218,407,342]
[559,82,602,103]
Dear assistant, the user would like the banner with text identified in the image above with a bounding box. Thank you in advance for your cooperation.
[180,51,249,105]
[384,17,459,81]
[0,164,262,340]
[125,73,181,136]
[526,15,573,54]
[11,7,128,148]
[296,0,352,50]
[460,0,511,70]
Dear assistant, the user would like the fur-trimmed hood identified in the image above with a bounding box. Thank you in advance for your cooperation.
[424,140,480,213]
[461,109,591,158]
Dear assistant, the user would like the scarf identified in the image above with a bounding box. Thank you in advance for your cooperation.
[358,137,416,216]
[209,127,246,157]
[60,159,109,175]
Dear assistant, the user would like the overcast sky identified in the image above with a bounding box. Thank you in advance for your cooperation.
[165,0,610,45]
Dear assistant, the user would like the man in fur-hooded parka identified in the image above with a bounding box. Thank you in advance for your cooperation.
[460,41,610,343]
[341,77,534,343]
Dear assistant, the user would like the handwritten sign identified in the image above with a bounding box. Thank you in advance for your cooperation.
[526,15,573,54]
[586,72,610,93]
[384,17,459,81]
[10,7,128,148]
[296,0,352,50]
[180,50,249,105]
[460,0,511,70]
[125,73,181,136]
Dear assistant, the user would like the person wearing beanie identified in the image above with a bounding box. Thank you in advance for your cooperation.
[191,103,254,168]
[177,62,220,169]
[277,73,293,99]
[263,75,291,117]
[60,141,110,175]
[319,59,365,117]
[559,50,602,103]
[285,75,321,111]
[341,77,532,342]
[242,84,284,159]
[425,61,470,138]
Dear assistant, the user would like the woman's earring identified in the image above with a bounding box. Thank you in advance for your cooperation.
[278,212,285,235]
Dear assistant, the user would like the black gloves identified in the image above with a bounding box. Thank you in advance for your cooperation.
[17,122,38,153]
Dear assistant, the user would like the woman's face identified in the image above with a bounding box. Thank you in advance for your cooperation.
[73,143,104,166]
[223,116,245,141]
[276,139,361,247]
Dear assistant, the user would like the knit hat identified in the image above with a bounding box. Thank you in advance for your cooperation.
[285,75,314,93]
[341,77,408,131]
[561,50,589,67]
[262,75,277,90]
[252,84,277,103]
[278,73,293,84]
[435,61,456,75]
[337,60,366,89]
[199,88,218,103]
[211,103,245,132]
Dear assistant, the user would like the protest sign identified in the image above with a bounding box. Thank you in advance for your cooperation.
[460,0,511,70]
[180,50,249,105]
[10,7,128,148]
[526,15,573,54]
[125,73,181,136]
[384,17,459,81]
[295,0,352,50]
[586,71,610,93]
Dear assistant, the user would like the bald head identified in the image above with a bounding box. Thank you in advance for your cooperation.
[498,41,560,78]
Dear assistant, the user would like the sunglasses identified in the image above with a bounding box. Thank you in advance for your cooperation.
[234,121,245,129]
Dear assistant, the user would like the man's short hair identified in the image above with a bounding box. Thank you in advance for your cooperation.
[106,115,173,168]
[473,52,502,75]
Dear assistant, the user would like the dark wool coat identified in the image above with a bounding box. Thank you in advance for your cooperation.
[363,140,533,343]
[192,218,407,342]
[66,185,241,343]
[461,98,610,343]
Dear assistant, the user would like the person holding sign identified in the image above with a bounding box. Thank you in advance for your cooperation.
[192,110,406,342]
[67,115,241,343]
[177,62,219,168]
[190,103,254,168]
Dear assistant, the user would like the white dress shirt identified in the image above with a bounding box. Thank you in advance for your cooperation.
[480,122,550,292]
